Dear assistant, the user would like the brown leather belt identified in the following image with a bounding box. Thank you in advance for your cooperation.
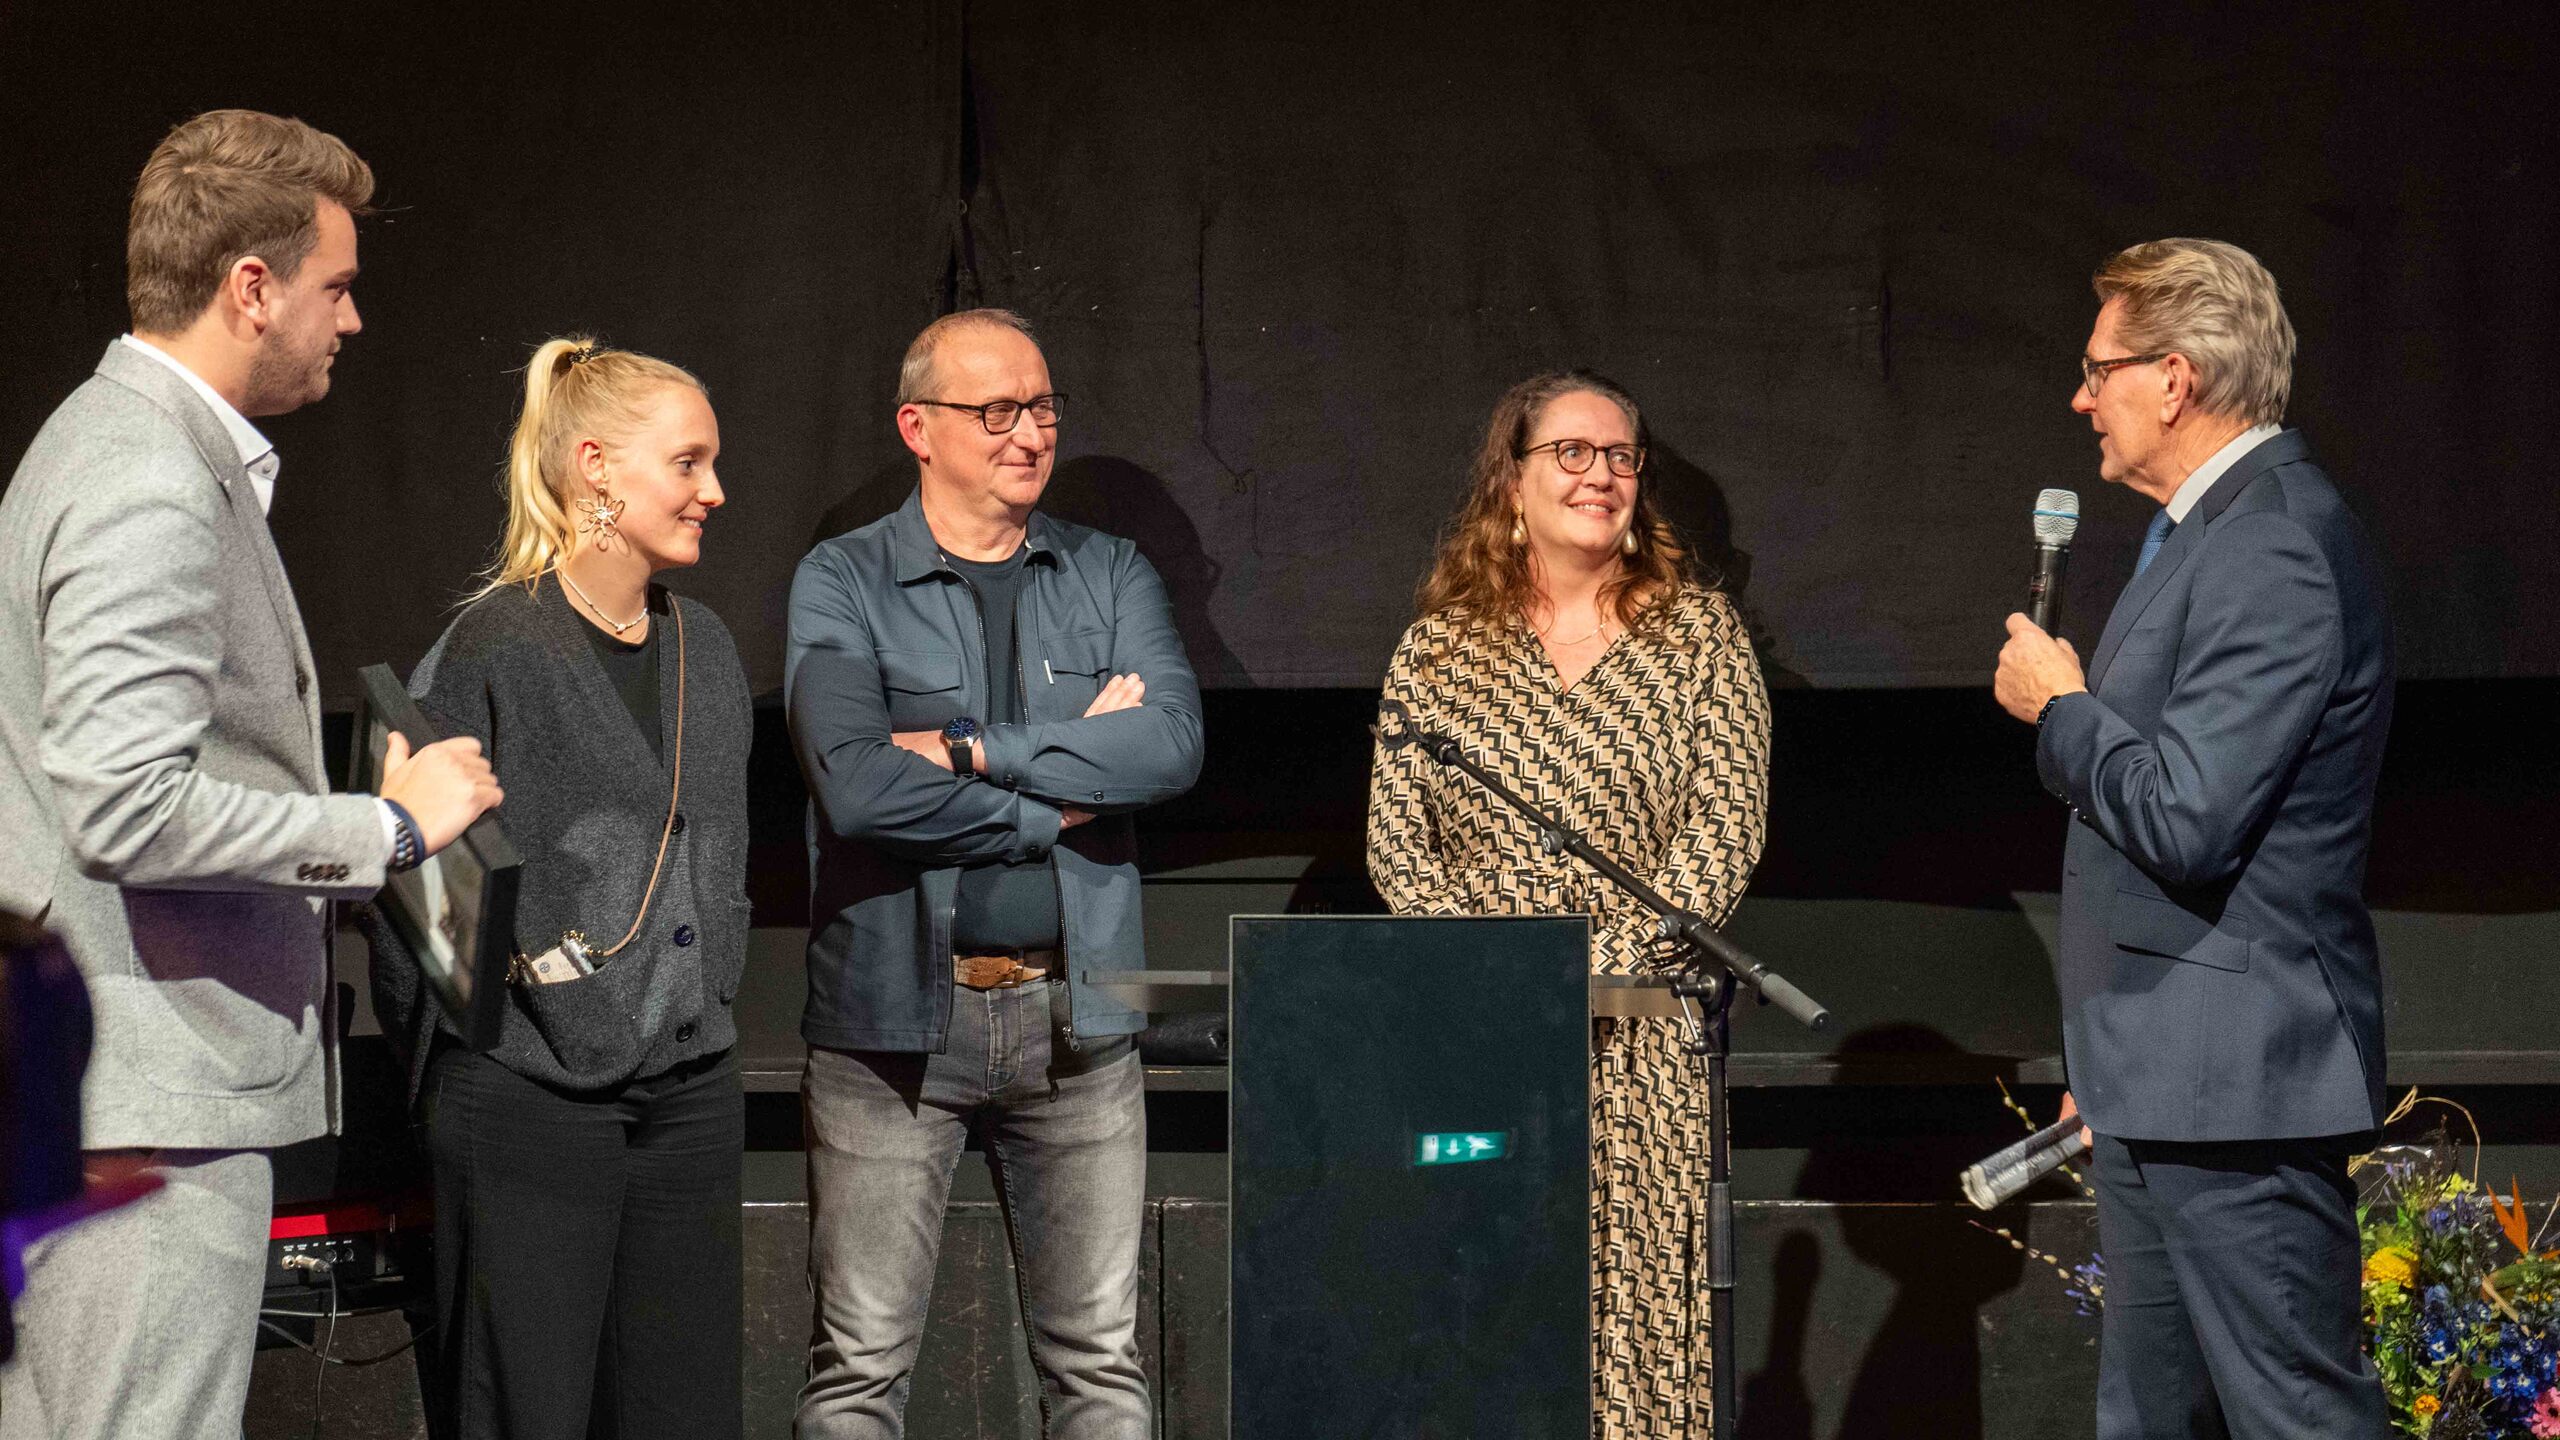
[954,949,1058,989]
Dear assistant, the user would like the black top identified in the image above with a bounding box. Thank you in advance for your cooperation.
[578,594,662,759]
[945,547,1063,952]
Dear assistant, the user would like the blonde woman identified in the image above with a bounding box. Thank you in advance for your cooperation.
[1365,371,1771,1438]
[367,338,751,1439]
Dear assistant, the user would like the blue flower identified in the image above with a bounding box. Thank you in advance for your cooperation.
[2426,1205,2454,1233]
[2065,1255,2107,1318]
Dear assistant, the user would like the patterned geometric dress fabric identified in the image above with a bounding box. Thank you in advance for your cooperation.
[1366,584,1773,1439]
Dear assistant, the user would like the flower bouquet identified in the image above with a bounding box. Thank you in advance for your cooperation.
[1973,1085,2560,1437]
[2360,1134,2560,1438]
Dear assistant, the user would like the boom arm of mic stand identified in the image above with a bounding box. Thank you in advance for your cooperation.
[1409,730,1830,1033]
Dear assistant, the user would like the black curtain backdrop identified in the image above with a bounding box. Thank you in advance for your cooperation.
[4,2,2553,699]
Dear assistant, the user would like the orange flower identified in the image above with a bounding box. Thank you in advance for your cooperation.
[2491,1179,2534,1254]
[2415,1394,2442,1418]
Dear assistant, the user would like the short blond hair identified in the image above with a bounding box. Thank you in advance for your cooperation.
[127,109,374,334]
[894,308,1037,405]
[2093,238,2296,426]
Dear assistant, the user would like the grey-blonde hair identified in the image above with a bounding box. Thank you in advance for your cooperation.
[475,337,704,599]
[2093,238,2296,426]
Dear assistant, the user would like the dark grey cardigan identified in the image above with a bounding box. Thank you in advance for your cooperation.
[368,576,753,1098]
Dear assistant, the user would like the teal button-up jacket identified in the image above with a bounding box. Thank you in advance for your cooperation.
[785,487,1204,1052]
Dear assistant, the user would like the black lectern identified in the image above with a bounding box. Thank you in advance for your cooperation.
[1228,915,1591,1440]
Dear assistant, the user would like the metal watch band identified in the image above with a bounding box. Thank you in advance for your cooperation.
[381,797,425,872]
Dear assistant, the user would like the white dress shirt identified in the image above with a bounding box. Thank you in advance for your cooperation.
[118,334,282,514]
[2164,422,2283,523]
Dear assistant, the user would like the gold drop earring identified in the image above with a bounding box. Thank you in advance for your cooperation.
[1622,526,1639,555]
[1511,509,1528,547]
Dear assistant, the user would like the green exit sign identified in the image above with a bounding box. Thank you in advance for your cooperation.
[1414,1131,1511,1166]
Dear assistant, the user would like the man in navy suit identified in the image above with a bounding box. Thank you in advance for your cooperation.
[1995,238,2394,1439]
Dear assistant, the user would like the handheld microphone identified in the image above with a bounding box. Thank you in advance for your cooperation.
[2028,489,2079,634]
[1960,1113,2090,1210]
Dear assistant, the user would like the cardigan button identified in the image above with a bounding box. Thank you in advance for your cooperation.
[673,924,695,948]
[670,811,687,835]
[676,1022,696,1044]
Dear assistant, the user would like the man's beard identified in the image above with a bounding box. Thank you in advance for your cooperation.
[245,331,331,415]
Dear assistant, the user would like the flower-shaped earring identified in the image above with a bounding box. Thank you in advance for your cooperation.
[576,486,625,549]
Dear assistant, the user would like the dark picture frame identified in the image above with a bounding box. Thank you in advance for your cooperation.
[348,664,517,1051]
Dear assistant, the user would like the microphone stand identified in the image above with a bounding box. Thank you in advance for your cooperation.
[1378,702,1829,1440]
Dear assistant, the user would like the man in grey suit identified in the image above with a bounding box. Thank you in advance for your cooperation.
[0,110,499,1440]
[1996,239,2393,1438]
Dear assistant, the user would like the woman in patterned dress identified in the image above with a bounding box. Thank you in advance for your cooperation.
[1365,370,1772,1438]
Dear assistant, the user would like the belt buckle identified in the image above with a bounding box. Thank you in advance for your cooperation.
[956,953,1023,989]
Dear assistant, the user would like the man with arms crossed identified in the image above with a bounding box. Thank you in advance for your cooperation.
[0,111,498,1440]
[1996,239,2393,1438]
[786,309,1203,1438]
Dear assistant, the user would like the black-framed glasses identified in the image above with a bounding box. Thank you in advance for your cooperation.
[2080,353,2166,398]
[1518,438,1644,478]
[914,393,1067,434]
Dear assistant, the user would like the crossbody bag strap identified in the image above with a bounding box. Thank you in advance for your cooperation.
[589,599,686,959]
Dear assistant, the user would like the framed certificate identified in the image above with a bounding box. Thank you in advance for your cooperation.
[348,664,517,1051]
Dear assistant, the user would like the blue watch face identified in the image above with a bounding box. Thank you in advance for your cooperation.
[942,717,981,743]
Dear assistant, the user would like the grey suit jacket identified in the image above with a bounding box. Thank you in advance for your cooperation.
[2036,429,2394,1143]
[0,341,387,1151]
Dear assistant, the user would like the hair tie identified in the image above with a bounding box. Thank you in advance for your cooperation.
[567,343,600,367]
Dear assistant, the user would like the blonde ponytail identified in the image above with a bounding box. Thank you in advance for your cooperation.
[473,336,705,600]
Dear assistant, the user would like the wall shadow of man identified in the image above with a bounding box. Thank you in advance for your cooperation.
[1646,441,1808,691]
[1759,1023,2028,1439]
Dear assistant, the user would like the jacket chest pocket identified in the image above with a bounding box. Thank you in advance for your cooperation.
[1030,630,1113,721]
[2112,624,2176,659]
[878,648,964,729]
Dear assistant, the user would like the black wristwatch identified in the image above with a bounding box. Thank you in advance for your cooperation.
[941,716,982,777]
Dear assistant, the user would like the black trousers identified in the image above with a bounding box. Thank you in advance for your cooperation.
[2092,1133,2389,1440]
[423,1043,744,1440]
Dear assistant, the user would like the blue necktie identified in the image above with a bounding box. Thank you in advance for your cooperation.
[2136,510,2175,577]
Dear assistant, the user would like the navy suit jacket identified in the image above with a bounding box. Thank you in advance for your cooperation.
[2037,429,2394,1143]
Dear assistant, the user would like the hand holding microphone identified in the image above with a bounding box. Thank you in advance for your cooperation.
[1995,489,2088,725]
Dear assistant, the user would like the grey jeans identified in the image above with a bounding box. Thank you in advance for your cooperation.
[0,1148,271,1440]
[796,981,1150,1439]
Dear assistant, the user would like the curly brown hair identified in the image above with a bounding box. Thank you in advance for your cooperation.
[1414,370,1695,636]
